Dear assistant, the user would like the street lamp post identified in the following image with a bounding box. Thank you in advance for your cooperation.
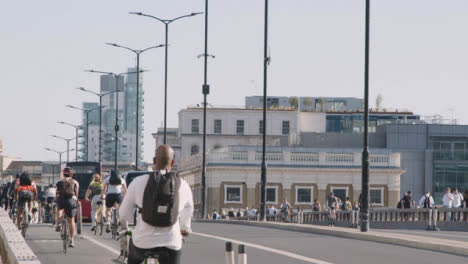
[45,148,73,182]
[199,0,215,219]
[66,105,100,162]
[76,87,124,164]
[361,0,371,232]
[260,0,270,222]
[130,11,203,144]
[85,70,141,171]
[50,135,76,163]
[58,121,91,161]
[105,43,165,170]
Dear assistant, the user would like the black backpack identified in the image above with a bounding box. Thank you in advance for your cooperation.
[423,196,431,208]
[108,170,122,185]
[139,171,181,227]
[57,178,75,199]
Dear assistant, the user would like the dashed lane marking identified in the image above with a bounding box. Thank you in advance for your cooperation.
[192,232,334,264]
[28,240,62,243]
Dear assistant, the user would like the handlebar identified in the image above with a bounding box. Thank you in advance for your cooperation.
[117,229,133,240]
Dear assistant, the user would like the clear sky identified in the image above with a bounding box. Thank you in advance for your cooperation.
[1,0,468,162]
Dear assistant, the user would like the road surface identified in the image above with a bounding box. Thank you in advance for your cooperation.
[25,222,468,264]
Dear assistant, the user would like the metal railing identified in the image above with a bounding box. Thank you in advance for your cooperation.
[224,207,468,230]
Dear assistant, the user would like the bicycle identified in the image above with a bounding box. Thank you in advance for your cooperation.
[21,204,29,238]
[60,215,69,254]
[117,229,174,264]
[94,201,104,236]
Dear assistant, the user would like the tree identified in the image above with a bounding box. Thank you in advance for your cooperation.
[316,97,327,112]
[288,97,299,110]
[376,94,383,110]
[303,97,313,111]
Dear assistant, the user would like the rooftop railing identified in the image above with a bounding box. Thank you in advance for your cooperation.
[178,151,400,171]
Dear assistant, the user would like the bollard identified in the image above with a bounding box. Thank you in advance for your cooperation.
[225,242,235,264]
[238,244,247,264]
[77,201,82,235]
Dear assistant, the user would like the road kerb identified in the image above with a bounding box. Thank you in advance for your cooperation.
[196,220,468,257]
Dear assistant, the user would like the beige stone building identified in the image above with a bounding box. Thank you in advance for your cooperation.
[177,147,405,213]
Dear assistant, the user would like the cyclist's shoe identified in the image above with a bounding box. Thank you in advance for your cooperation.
[106,225,111,233]
[69,238,75,248]
[91,226,96,232]
[55,225,61,232]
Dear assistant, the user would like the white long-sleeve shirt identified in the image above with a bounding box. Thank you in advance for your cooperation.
[442,193,454,208]
[120,172,193,251]
[453,192,463,207]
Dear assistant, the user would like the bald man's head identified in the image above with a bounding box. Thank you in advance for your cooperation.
[154,144,175,170]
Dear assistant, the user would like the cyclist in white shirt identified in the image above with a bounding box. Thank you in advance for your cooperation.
[101,170,126,233]
[120,145,193,264]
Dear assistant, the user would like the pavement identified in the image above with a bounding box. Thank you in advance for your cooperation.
[23,222,468,264]
[377,229,468,243]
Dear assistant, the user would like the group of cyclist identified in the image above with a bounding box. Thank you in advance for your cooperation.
[84,170,127,234]
[2,144,193,264]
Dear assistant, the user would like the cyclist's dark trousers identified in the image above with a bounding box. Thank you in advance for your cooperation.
[128,239,181,264]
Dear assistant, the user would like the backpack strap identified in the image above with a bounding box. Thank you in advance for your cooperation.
[137,171,159,214]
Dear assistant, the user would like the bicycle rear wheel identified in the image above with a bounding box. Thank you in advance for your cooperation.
[99,212,104,236]
[62,220,68,254]
[112,209,118,239]
[22,209,28,238]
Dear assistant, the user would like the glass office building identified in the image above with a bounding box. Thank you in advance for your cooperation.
[326,112,421,133]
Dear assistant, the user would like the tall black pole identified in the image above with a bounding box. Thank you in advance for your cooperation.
[135,53,141,170]
[163,24,169,144]
[86,111,90,162]
[114,75,120,171]
[75,127,79,161]
[201,0,210,220]
[361,0,371,232]
[99,96,103,164]
[260,0,269,222]
[66,140,70,163]
[59,153,62,181]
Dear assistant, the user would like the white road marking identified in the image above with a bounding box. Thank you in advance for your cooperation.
[192,232,334,264]
[81,235,121,255]
[28,240,62,243]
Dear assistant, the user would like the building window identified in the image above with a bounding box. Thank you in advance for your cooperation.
[214,120,222,134]
[225,185,242,204]
[370,187,384,206]
[259,120,264,134]
[330,186,349,203]
[191,145,199,156]
[296,187,313,204]
[282,121,290,135]
[191,119,199,134]
[236,120,244,135]
[266,186,278,204]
